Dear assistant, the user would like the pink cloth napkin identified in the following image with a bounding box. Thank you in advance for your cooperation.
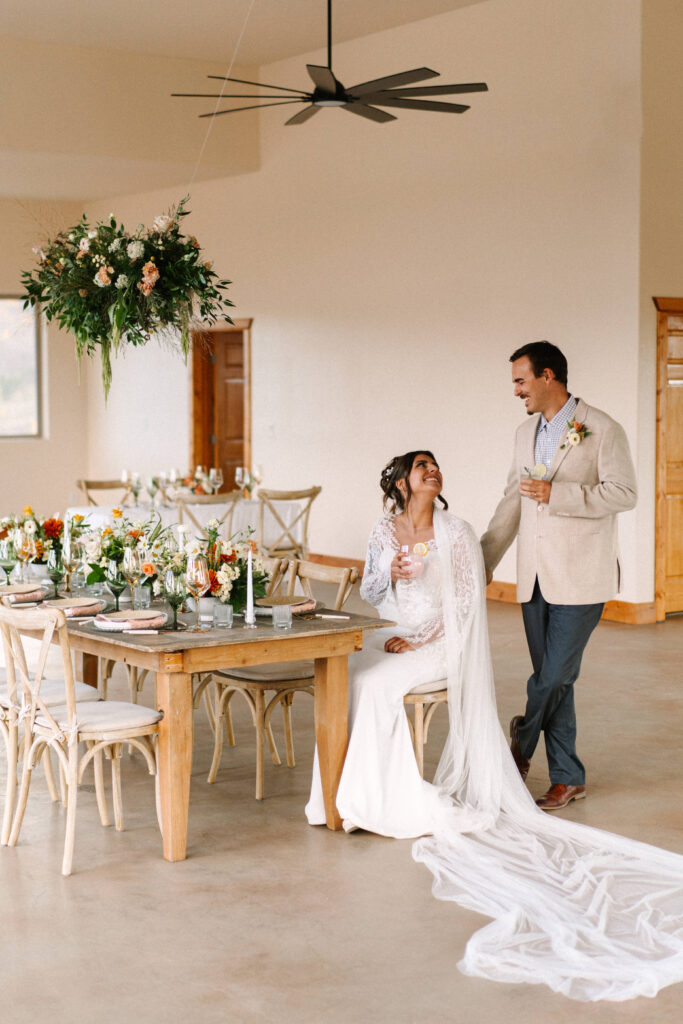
[292,600,317,615]
[63,601,104,618]
[93,612,168,632]
[7,589,47,604]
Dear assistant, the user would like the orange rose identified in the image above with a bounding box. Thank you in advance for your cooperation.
[112,508,123,519]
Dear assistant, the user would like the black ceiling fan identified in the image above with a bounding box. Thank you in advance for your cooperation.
[172,0,488,126]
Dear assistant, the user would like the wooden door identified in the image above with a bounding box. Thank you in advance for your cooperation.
[191,320,251,489]
[654,299,683,619]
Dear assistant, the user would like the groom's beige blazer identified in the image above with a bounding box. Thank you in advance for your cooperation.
[481,398,637,605]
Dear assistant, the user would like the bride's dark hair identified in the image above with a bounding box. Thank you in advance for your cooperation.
[380,451,448,513]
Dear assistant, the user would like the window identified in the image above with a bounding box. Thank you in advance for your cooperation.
[0,298,41,437]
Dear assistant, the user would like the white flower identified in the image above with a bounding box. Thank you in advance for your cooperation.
[93,272,107,288]
[153,579,162,597]
[567,431,581,446]
[127,240,144,260]
[109,238,122,252]
[24,520,37,535]
[79,238,90,252]
[115,274,129,290]
[152,214,174,234]
[184,540,202,558]
[58,257,66,266]
[206,518,220,530]
[68,233,75,241]
[87,230,97,239]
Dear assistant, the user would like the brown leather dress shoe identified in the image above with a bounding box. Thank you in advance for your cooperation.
[509,715,530,781]
[536,784,586,811]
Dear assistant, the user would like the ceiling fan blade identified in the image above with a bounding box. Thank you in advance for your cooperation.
[199,100,307,118]
[306,64,339,93]
[347,68,439,98]
[174,93,300,99]
[366,97,470,114]
[207,75,309,96]
[285,105,321,125]
[342,103,397,123]
[374,82,489,97]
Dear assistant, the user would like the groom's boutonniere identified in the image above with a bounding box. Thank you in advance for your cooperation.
[560,420,591,449]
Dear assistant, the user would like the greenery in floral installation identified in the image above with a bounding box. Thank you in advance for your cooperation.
[21,197,234,398]
[84,509,170,583]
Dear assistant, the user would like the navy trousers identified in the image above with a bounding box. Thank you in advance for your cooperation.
[517,579,604,786]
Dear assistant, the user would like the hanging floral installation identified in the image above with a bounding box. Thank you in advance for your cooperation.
[21,197,233,398]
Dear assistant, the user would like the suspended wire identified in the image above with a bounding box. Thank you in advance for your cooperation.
[186,0,258,192]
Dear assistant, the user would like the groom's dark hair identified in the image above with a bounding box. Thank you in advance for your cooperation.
[510,341,568,385]
[381,451,448,513]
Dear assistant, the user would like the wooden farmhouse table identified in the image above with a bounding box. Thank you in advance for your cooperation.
[66,612,391,861]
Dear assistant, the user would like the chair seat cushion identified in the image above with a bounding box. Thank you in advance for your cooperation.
[215,660,314,684]
[408,679,448,695]
[36,700,162,734]
[0,678,101,708]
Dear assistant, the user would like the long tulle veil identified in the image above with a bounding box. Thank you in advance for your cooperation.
[412,509,683,1001]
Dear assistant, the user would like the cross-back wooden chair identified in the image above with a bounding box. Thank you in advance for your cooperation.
[0,604,102,843]
[77,479,133,506]
[207,559,359,800]
[403,684,449,778]
[175,490,243,538]
[257,486,322,559]
[1,603,163,875]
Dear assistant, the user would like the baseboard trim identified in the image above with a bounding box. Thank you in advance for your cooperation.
[485,581,657,625]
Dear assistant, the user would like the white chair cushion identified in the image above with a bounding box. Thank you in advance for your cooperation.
[0,678,101,708]
[216,660,314,684]
[36,701,162,734]
[409,679,448,695]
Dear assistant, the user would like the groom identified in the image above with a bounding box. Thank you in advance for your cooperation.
[481,341,637,810]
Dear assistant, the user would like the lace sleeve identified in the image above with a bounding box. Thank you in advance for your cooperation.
[359,517,396,609]
[408,518,479,650]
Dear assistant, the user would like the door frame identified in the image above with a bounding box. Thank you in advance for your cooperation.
[653,297,683,621]
[189,318,252,475]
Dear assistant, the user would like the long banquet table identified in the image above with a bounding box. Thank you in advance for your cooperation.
[67,610,390,861]
[65,497,302,547]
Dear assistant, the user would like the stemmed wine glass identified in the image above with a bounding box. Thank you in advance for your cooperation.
[185,554,211,633]
[235,467,244,489]
[122,547,143,610]
[15,531,36,584]
[46,548,65,596]
[0,538,17,585]
[164,570,186,631]
[106,559,127,612]
[61,539,81,596]
[208,468,224,495]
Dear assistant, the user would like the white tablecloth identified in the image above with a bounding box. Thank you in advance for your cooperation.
[65,498,302,548]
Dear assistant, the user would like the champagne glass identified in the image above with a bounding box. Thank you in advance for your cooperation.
[185,554,210,633]
[62,540,80,596]
[235,466,244,489]
[122,547,142,609]
[164,570,186,631]
[106,559,127,612]
[208,467,223,495]
[0,538,17,585]
[46,548,65,596]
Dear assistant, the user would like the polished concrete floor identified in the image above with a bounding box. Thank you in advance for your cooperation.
[2,597,683,1024]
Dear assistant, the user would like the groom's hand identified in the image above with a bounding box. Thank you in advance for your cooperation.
[519,478,551,504]
[384,636,415,654]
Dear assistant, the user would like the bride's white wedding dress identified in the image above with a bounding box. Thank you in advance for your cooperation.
[306,509,683,1003]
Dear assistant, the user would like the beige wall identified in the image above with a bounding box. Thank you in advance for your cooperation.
[0,36,259,199]
[640,0,683,600]
[0,199,89,514]
[82,0,646,599]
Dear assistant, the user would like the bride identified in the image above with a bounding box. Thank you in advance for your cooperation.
[307,450,683,1003]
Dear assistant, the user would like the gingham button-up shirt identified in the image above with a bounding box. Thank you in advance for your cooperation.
[534,394,577,478]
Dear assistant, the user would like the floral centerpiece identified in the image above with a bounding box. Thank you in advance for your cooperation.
[84,509,170,583]
[0,507,66,563]
[21,197,234,398]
